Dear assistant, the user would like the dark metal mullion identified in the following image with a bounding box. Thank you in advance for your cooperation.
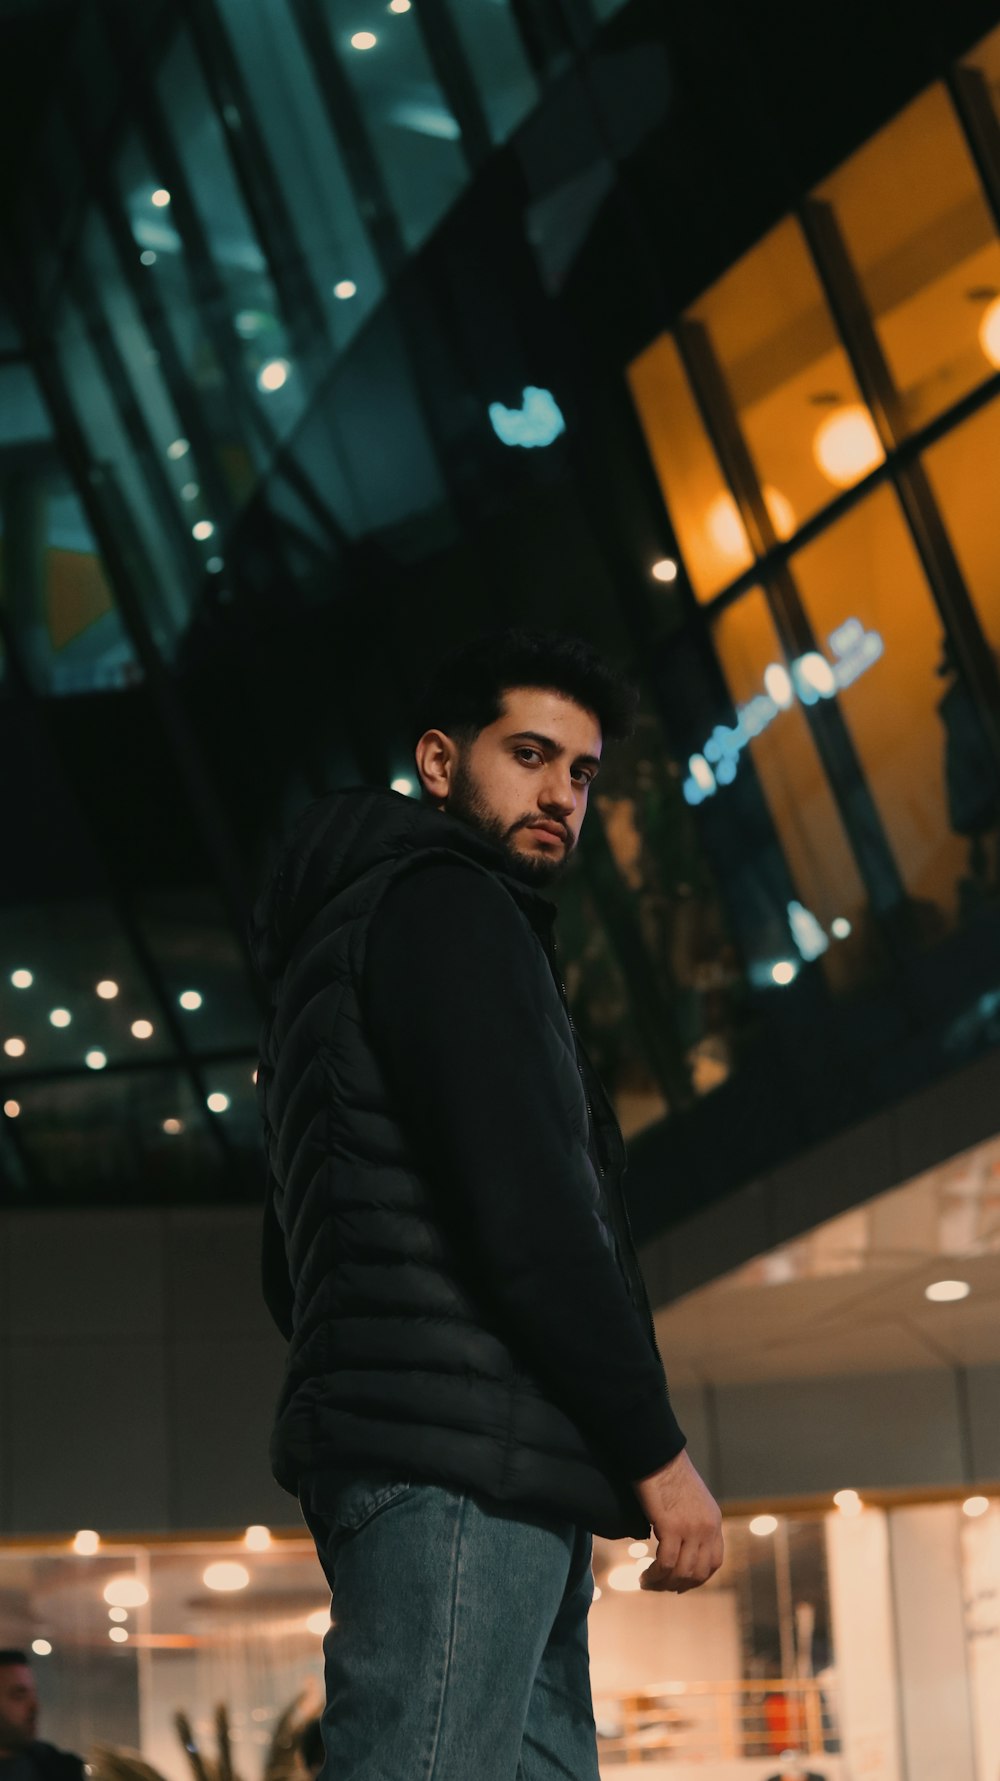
[6,1046,256,1090]
[506,0,572,80]
[178,0,332,358]
[413,0,493,168]
[121,38,281,471]
[70,259,207,617]
[0,603,234,1186]
[20,317,268,1024]
[802,195,1000,784]
[948,65,1000,238]
[72,127,237,536]
[288,0,406,279]
[675,316,908,919]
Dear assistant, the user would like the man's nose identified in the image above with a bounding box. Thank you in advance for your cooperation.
[540,777,576,815]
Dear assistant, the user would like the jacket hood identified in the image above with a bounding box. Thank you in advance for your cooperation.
[249,786,554,981]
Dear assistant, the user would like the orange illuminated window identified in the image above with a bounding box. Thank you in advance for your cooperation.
[817,85,1000,435]
[923,394,1000,661]
[790,488,968,922]
[689,217,882,530]
[627,332,753,602]
[713,588,866,986]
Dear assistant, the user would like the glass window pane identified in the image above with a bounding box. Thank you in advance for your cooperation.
[442,0,538,142]
[627,332,754,601]
[46,477,141,694]
[157,34,307,442]
[713,587,867,989]
[790,487,969,925]
[689,217,884,536]
[923,394,1000,660]
[214,0,384,353]
[11,1068,223,1201]
[326,0,467,251]
[817,85,1000,434]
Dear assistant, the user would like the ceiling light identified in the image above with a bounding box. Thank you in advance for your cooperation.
[207,1092,230,1113]
[108,1608,128,1624]
[651,558,678,583]
[167,439,190,460]
[607,1559,653,1592]
[333,280,357,300]
[179,990,203,1011]
[257,359,289,392]
[627,1540,649,1558]
[180,482,200,501]
[771,961,798,986]
[192,520,215,541]
[151,189,171,207]
[109,1627,129,1644]
[306,1608,331,1635]
[925,1279,970,1302]
[813,406,882,488]
[391,777,414,796]
[706,493,747,558]
[49,1008,72,1028]
[96,980,120,999]
[4,1100,20,1118]
[592,1585,602,1601]
[85,1051,108,1071]
[203,1562,250,1592]
[763,663,794,709]
[140,251,157,267]
[11,970,33,989]
[162,1118,183,1135]
[389,0,411,10]
[749,1515,778,1536]
[31,1641,52,1657]
[763,485,796,541]
[251,1069,258,1085]
[350,31,377,49]
[978,295,1000,369]
[831,917,852,940]
[131,1019,154,1040]
[963,1495,990,1518]
[4,1037,26,1057]
[206,557,224,573]
[245,1525,271,1551]
[73,1529,99,1555]
[104,1577,149,1608]
[834,1489,862,1517]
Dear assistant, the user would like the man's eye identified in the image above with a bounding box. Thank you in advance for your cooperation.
[516,748,541,764]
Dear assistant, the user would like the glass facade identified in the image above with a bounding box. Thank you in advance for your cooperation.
[2,2,1000,1218]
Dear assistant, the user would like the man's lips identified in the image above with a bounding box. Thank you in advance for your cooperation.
[527,824,566,843]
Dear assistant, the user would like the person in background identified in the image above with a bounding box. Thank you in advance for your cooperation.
[253,628,724,1781]
[0,1652,84,1781]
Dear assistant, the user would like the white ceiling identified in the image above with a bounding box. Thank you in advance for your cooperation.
[653,1133,1000,1386]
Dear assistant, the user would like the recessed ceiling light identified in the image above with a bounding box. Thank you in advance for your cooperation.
[203,1562,249,1592]
[104,1577,149,1607]
[925,1279,970,1303]
[651,558,678,583]
[31,1640,52,1657]
[73,1529,100,1555]
[749,1515,778,1536]
[257,359,290,392]
[963,1495,990,1518]
[4,1099,20,1118]
[49,1008,72,1028]
[11,970,33,989]
[207,1092,230,1113]
[140,250,157,267]
[85,1050,108,1071]
[96,979,120,999]
[350,31,377,49]
[108,1608,129,1624]
[333,280,357,300]
[151,188,171,207]
[167,439,190,460]
[193,519,215,541]
[109,1627,129,1644]
[4,1037,26,1058]
[179,990,203,1011]
[131,1019,154,1040]
[162,1117,184,1135]
[306,1608,331,1635]
[244,1525,271,1551]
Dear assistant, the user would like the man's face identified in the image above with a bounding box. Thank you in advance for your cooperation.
[428,686,602,887]
[0,1665,38,1752]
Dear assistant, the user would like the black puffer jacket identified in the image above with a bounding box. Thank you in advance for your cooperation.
[250,788,673,1537]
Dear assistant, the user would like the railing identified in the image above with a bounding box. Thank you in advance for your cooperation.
[596,1677,838,1764]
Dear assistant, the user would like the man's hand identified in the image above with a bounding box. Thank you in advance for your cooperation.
[634,1450,724,1593]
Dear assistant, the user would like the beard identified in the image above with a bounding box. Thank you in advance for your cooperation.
[446,753,573,887]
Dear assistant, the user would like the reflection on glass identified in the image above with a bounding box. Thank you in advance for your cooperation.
[593,703,739,1099]
[213,0,384,353]
[689,217,884,530]
[12,1068,221,1200]
[156,36,304,439]
[442,0,538,142]
[627,332,754,601]
[713,588,867,989]
[138,889,260,1055]
[817,85,1000,434]
[790,487,969,925]
[325,0,467,251]
[923,393,1000,662]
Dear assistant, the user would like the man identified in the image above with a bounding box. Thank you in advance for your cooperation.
[0,1652,83,1781]
[252,628,723,1781]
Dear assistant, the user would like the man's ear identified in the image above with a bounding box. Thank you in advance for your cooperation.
[414,729,456,806]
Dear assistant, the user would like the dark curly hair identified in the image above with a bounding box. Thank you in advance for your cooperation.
[412,627,638,749]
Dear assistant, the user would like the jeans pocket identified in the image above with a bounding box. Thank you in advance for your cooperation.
[306,1471,413,1536]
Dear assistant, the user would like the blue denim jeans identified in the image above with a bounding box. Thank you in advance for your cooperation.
[299,1471,601,1781]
